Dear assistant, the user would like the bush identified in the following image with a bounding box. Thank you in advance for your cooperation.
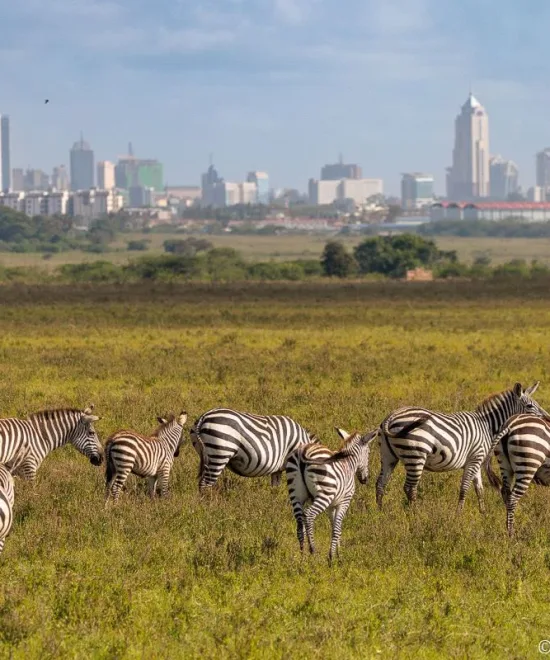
[58,261,124,283]
[321,241,357,278]
[127,240,149,251]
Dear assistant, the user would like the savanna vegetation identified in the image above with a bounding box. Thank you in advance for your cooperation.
[0,281,550,657]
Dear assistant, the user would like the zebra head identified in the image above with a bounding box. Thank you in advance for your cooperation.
[155,411,187,456]
[71,405,103,466]
[334,427,378,484]
[513,381,550,419]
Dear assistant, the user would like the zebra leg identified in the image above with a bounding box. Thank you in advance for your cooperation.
[304,496,331,555]
[199,455,235,493]
[507,470,539,537]
[472,469,485,513]
[147,476,158,499]
[402,455,427,506]
[457,458,483,513]
[271,471,282,487]
[158,464,171,498]
[0,538,4,554]
[110,470,131,503]
[376,436,399,509]
[498,451,514,506]
[328,500,351,565]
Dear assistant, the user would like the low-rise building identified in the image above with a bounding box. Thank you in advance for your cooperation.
[431,201,550,222]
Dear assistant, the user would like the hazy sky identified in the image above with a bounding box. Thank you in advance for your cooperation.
[2,0,549,194]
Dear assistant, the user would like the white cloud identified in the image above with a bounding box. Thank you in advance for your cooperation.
[273,0,316,25]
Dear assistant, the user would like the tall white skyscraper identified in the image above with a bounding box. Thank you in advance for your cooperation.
[97,161,115,189]
[0,115,11,193]
[447,94,490,200]
[489,156,519,200]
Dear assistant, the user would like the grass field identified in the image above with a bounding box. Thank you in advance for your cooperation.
[2,233,550,271]
[1,281,550,658]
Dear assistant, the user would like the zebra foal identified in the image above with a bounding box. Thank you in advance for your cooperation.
[105,412,187,503]
[286,428,377,564]
[0,464,15,554]
[485,414,550,536]
[7,405,103,481]
[190,408,317,492]
[376,382,549,512]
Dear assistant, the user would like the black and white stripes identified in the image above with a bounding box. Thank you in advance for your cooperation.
[0,464,14,554]
[286,428,377,563]
[190,408,316,491]
[376,382,549,511]
[105,412,187,502]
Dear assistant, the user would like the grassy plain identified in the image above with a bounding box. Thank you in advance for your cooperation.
[1,233,550,271]
[1,281,550,658]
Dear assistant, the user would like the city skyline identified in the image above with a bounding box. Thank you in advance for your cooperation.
[2,1,550,193]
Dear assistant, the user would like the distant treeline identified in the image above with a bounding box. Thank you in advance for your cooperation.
[419,218,550,238]
[0,235,548,285]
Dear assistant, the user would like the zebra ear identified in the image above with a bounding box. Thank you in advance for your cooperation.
[84,404,95,415]
[83,414,99,423]
[334,427,351,440]
[513,383,523,397]
[178,412,188,425]
[525,381,540,396]
[157,417,168,425]
[361,429,378,445]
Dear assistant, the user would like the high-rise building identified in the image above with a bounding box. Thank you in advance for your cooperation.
[246,171,270,204]
[309,178,383,206]
[114,145,163,192]
[12,168,24,191]
[401,173,435,209]
[97,161,115,190]
[536,148,550,192]
[70,135,94,190]
[447,93,490,200]
[489,156,519,200]
[321,157,362,181]
[23,169,49,191]
[51,165,69,191]
[1,115,10,193]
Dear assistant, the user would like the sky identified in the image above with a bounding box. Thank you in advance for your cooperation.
[2,0,550,195]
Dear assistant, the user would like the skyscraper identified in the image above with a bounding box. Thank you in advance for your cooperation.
[70,135,94,191]
[447,93,490,200]
[52,165,69,191]
[246,171,270,204]
[321,156,362,180]
[536,148,550,192]
[489,156,519,200]
[401,173,435,209]
[97,161,115,189]
[1,115,11,193]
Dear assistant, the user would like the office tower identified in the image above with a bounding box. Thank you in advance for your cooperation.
[97,161,115,189]
[489,156,519,199]
[70,135,94,190]
[401,173,435,209]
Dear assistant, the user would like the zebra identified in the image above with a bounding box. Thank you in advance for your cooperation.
[104,412,187,502]
[190,407,318,492]
[375,382,549,512]
[286,428,377,564]
[0,464,14,554]
[484,414,550,536]
[8,406,103,481]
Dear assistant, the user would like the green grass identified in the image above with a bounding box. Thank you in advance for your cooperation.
[1,281,550,658]
[2,233,550,272]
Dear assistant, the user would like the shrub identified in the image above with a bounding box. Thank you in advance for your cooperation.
[321,241,357,278]
[127,240,149,251]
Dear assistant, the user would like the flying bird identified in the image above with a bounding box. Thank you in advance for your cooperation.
[44,99,49,104]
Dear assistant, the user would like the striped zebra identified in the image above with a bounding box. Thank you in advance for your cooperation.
[105,412,187,502]
[376,382,549,512]
[286,428,377,564]
[190,408,318,492]
[0,464,15,554]
[484,414,550,536]
[8,406,103,481]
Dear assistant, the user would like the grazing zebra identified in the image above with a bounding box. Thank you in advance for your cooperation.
[376,382,549,512]
[190,408,318,492]
[6,406,103,481]
[484,414,550,536]
[105,412,187,502]
[286,428,377,564]
[0,464,14,554]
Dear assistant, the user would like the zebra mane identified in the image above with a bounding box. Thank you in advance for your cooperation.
[305,428,320,444]
[27,408,84,422]
[476,389,511,412]
[151,414,176,437]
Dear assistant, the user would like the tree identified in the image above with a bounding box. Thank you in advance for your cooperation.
[321,241,357,278]
[354,234,455,278]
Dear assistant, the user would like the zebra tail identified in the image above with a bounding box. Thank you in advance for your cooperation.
[483,453,501,489]
[105,441,115,486]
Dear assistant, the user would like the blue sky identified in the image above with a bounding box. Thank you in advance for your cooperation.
[2,0,549,194]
